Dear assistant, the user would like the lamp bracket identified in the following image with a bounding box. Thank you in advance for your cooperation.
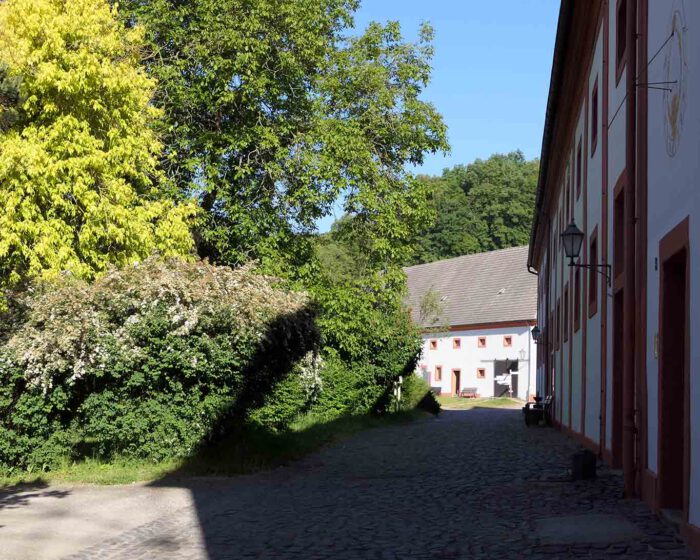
[568,260,612,287]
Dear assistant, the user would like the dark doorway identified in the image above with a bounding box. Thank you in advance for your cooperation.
[493,360,517,398]
[611,186,625,469]
[451,369,461,397]
[658,245,688,513]
[612,289,624,468]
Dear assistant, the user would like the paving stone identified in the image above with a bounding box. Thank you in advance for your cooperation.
[60,408,692,559]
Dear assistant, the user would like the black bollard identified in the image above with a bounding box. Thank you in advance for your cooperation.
[571,449,597,480]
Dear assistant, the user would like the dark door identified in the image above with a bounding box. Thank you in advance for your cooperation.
[659,247,687,512]
[612,289,624,468]
[451,369,461,397]
[493,360,511,397]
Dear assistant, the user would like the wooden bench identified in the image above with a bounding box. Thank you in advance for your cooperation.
[523,395,553,426]
[460,387,478,399]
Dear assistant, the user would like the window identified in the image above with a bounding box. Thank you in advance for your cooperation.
[503,335,513,347]
[576,140,582,199]
[434,365,442,382]
[569,170,574,220]
[591,78,599,156]
[560,206,564,246]
[556,299,561,350]
[476,368,486,379]
[478,336,487,348]
[453,338,461,350]
[614,189,625,279]
[574,268,581,332]
[563,284,569,342]
[588,227,599,317]
[429,339,437,350]
[616,0,627,83]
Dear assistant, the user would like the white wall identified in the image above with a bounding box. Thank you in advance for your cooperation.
[570,104,585,434]
[604,0,628,453]
[417,325,535,400]
[646,0,700,527]
[584,25,604,445]
[535,0,700,533]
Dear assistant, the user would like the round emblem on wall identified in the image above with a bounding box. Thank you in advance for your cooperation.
[663,1,688,157]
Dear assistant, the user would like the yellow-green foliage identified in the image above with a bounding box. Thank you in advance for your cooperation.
[0,0,194,292]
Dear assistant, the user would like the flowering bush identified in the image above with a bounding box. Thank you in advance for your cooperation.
[0,257,319,470]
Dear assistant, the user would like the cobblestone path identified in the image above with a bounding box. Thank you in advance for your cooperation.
[65,408,691,560]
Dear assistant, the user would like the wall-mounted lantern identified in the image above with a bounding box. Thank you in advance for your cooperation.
[561,221,612,286]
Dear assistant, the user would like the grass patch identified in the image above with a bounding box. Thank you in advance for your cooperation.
[0,410,428,487]
[437,396,521,410]
[0,457,180,487]
[176,409,426,478]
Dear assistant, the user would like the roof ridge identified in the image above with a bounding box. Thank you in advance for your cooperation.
[403,245,529,272]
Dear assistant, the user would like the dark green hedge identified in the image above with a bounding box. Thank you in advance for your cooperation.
[0,258,319,470]
[0,258,437,473]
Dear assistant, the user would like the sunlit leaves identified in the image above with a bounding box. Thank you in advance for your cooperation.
[116,1,447,274]
[0,0,195,295]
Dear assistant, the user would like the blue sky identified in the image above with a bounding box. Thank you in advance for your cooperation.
[316,0,560,232]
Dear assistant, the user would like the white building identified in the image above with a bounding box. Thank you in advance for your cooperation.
[528,1,700,553]
[405,246,537,400]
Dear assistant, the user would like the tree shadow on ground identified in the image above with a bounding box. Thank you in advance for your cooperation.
[141,321,431,560]
[146,408,425,559]
[138,303,331,558]
[0,480,70,511]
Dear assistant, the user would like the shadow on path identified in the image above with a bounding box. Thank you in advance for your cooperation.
[64,407,691,560]
[0,480,69,512]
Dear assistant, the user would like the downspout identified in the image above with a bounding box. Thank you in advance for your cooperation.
[622,0,638,499]
[527,321,533,401]
[527,267,539,400]
[545,220,551,397]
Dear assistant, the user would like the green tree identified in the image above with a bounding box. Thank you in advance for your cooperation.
[460,151,538,251]
[0,0,194,293]
[116,1,448,274]
[409,151,539,264]
[409,175,479,264]
[315,217,370,283]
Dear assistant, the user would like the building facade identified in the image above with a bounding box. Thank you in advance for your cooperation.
[417,325,535,400]
[405,246,537,400]
[527,0,699,553]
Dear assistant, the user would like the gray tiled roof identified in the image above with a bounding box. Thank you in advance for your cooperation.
[404,246,537,329]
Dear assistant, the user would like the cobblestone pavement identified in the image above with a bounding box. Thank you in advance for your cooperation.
[62,408,691,559]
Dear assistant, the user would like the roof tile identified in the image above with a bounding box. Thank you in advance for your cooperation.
[404,246,537,328]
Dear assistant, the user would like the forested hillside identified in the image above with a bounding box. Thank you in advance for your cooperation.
[319,151,539,269]
[409,151,539,264]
